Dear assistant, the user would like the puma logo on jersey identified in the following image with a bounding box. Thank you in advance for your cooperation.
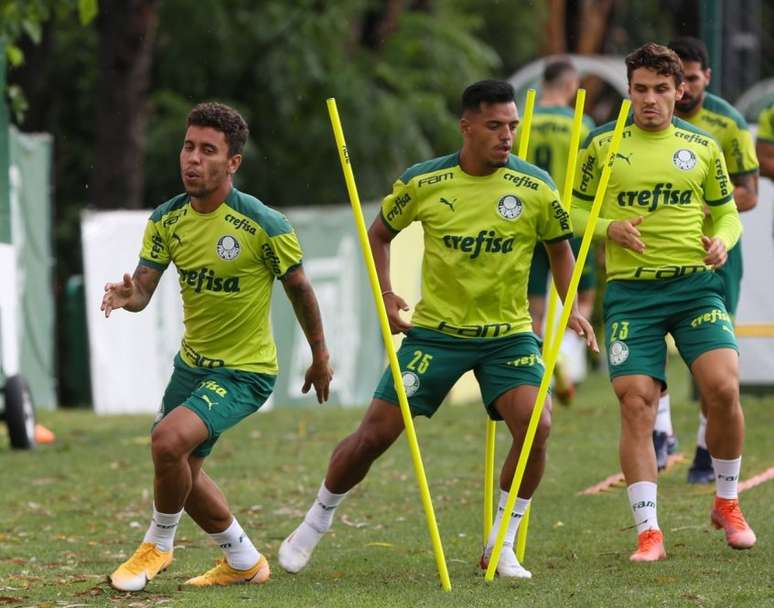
[616,182,692,211]
[615,152,633,165]
[439,197,456,211]
[200,395,218,410]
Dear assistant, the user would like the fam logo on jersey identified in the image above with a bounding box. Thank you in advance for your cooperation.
[402,371,420,397]
[672,149,697,171]
[608,340,629,366]
[216,235,241,260]
[497,195,523,221]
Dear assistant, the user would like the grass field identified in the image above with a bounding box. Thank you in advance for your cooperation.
[0,356,772,608]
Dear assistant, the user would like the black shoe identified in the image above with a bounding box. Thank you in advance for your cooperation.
[666,434,678,455]
[687,446,714,484]
[653,430,669,471]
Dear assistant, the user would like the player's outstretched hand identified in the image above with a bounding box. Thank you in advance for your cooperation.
[302,356,333,403]
[607,217,645,253]
[568,312,599,353]
[101,273,135,318]
[702,235,727,268]
[383,291,413,334]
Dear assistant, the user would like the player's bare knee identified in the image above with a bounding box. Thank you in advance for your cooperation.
[354,426,395,461]
[534,410,552,445]
[619,391,655,428]
[702,377,739,412]
[151,427,189,466]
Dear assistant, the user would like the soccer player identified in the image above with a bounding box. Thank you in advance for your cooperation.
[101,102,333,591]
[756,101,774,181]
[572,43,755,561]
[524,58,597,404]
[651,37,759,483]
[278,80,597,580]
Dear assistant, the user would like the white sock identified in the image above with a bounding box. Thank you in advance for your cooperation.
[210,518,260,570]
[142,506,183,552]
[712,457,741,499]
[627,481,659,534]
[485,490,530,552]
[654,394,672,434]
[696,413,708,450]
[305,482,348,533]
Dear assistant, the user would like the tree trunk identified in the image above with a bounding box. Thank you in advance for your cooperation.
[543,0,567,55]
[92,0,159,210]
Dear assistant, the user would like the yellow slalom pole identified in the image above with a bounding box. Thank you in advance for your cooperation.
[517,89,586,563]
[542,89,587,356]
[482,419,496,546]
[326,98,451,591]
[483,89,536,547]
[485,99,631,581]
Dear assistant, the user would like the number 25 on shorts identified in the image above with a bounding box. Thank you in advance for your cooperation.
[407,350,433,374]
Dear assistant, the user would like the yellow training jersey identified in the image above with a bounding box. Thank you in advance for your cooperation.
[519,106,595,193]
[758,102,774,144]
[682,92,758,177]
[139,187,303,374]
[571,117,741,282]
[381,152,573,338]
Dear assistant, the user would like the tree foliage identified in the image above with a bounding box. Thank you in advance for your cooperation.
[144,0,515,207]
[1,0,97,118]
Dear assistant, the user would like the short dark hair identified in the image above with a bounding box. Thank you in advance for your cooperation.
[186,102,249,156]
[543,58,576,85]
[625,43,684,87]
[668,36,710,70]
[461,80,515,114]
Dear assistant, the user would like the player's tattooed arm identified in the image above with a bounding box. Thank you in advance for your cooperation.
[282,266,333,403]
[756,141,774,180]
[101,264,162,317]
[731,171,758,212]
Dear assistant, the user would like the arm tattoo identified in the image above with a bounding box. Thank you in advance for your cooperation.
[283,275,327,354]
[127,265,162,311]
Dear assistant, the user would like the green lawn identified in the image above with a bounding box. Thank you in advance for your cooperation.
[0,357,772,607]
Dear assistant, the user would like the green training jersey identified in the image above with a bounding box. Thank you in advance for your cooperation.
[519,106,595,194]
[381,152,573,338]
[758,102,774,144]
[139,187,303,374]
[572,117,740,282]
[681,92,758,177]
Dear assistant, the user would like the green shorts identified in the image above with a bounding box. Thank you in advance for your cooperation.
[715,241,743,316]
[603,272,738,386]
[156,353,276,457]
[528,237,596,296]
[373,327,545,420]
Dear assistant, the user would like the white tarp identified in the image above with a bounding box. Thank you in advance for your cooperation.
[0,243,19,376]
[737,173,774,385]
[82,210,183,414]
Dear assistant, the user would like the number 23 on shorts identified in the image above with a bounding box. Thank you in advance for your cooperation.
[609,320,630,342]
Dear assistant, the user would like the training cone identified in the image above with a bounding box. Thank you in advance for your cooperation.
[34,424,55,444]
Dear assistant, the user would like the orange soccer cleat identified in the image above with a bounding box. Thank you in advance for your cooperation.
[710,497,756,550]
[630,529,666,562]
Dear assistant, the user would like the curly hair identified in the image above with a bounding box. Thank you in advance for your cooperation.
[186,102,249,156]
[625,43,684,88]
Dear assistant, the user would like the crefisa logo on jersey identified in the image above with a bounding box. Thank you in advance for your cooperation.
[672,149,697,171]
[216,235,241,260]
[497,194,523,220]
